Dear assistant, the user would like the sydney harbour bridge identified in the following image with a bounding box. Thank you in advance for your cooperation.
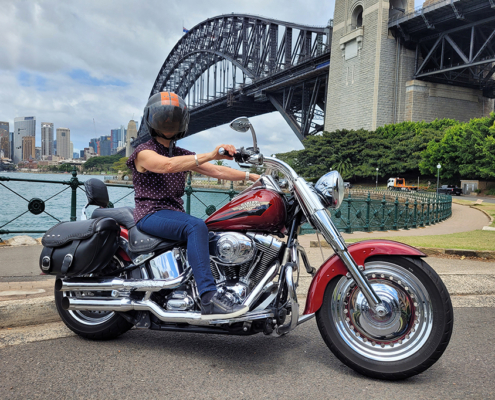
[130,14,332,148]
[124,1,495,153]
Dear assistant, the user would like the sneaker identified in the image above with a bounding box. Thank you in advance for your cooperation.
[200,291,248,320]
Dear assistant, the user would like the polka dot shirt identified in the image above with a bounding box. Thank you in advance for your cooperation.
[126,139,195,223]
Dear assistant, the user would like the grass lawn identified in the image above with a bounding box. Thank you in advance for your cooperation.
[346,230,495,252]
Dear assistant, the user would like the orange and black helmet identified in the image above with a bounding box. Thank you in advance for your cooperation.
[144,92,189,141]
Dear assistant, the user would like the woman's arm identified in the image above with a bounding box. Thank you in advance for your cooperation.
[193,162,260,182]
[135,144,236,174]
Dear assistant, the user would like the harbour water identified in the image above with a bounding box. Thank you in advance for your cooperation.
[0,172,234,240]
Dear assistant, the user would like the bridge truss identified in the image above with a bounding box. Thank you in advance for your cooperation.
[134,14,331,146]
[389,0,495,97]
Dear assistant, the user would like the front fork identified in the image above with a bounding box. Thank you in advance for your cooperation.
[311,209,387,317]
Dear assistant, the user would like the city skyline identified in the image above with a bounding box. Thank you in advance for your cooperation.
[0,1,340,161]
[1,117,140,162]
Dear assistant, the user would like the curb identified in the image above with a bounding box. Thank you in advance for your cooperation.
[309,241,495,259]
[0,297,60,329]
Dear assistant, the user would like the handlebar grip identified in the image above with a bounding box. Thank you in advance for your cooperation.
[218,147,225,156]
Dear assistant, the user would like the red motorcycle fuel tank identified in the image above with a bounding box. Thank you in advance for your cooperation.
[205,186,287,233]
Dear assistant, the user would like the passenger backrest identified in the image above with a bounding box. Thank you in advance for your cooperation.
[84,178,109,207]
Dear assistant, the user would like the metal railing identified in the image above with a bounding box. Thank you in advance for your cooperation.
[0,169,452,239]
[301,189,452,234]
[0,168,238,238]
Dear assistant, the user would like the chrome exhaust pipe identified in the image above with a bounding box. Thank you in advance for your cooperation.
[276,264,300,335]
[56,270,192,293]
[243,262,279,309]
[63,297,208,325]
[63,297,275,326]
[62,262,281,326]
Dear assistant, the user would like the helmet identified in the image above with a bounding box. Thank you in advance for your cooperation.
[144,92,190,141]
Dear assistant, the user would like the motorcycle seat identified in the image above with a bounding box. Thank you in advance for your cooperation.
[91,206,136,229]
[127,226,183,254]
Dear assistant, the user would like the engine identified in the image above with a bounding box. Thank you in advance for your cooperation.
[146,233,284,310]
[208,232,284,303]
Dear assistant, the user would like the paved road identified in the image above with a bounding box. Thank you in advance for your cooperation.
[0,308,493,400]
[462,195,495,204]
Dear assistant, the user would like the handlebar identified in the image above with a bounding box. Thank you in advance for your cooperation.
[218,147,254,163]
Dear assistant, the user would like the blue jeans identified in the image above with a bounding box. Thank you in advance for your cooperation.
[137,210,217,296]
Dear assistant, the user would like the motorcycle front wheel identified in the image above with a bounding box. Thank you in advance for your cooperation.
[316,256,453,380]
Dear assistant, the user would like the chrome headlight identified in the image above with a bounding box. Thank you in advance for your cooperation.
[315,171,344,209]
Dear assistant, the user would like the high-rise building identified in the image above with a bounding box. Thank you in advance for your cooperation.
[83,147,96,160]
[111,128,119,152]
[22,136,35,161]
[0,121,9,159]
[10,132,13,160]
[110,126,127,153]
[35,147,41,160]
[41,122,54,157]
[13,116,36,164]
[99,135,112,156]
[56,128,71,159]
[70,142,74,159]
[89,138,98,154]
[126,120,137,157]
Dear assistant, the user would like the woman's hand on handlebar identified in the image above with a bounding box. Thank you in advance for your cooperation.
[211,144,236,161]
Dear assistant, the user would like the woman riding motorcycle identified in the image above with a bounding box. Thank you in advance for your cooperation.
[126,92,260,320]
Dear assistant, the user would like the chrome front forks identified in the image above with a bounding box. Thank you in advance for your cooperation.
[311,209,387,317]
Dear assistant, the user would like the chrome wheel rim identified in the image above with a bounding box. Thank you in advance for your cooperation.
[331,261,433,362]
[64,291,115,326]
[62,256,124,326]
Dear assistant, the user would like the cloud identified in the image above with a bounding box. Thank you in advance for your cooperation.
[1,0,334,153]
[67,69,128,87]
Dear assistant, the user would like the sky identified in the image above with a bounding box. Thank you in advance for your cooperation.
[1,0,337,160]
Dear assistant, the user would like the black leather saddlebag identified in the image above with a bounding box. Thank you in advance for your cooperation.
[39,217,120,276]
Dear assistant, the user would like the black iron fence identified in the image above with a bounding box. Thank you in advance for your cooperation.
[0,169,452,240]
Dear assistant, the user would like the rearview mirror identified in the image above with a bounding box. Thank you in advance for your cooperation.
[229,117,259,153]
[229,117,251,133]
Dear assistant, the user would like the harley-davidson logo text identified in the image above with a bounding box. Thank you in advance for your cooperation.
[232,201,270,212]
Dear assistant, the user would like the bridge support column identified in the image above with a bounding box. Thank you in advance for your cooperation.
[268,95,305,142]
[325,0,416,132]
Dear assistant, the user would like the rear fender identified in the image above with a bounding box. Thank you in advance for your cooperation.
[303,240,426,315]
[119,227,132,262]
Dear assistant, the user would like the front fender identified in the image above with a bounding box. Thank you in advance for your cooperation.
[303,240,426,315]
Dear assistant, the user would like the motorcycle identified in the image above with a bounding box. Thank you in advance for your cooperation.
[41,117,453,380]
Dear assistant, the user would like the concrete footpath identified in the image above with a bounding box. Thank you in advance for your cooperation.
[0,202,494,347]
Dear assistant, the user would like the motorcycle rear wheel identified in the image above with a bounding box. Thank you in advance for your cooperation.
[54,256,134,340]
[316,256,453,380]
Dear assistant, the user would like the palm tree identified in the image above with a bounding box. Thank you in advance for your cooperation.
[332,157,352,180]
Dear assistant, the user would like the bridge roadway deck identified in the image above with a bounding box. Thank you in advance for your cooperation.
[389,0,495,39]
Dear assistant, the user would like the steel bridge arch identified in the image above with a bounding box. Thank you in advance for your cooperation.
[167,49,255,100]
[151,14,328,97]
[126,13,331,151]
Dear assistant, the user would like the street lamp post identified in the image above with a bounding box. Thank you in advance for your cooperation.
[436,163,441,222]
[376,167,379,188]
[436,163,441,195]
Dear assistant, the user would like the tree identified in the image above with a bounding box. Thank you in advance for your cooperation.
[420,113,495,181]
[112,157,131,176]
[83,155,121,172]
